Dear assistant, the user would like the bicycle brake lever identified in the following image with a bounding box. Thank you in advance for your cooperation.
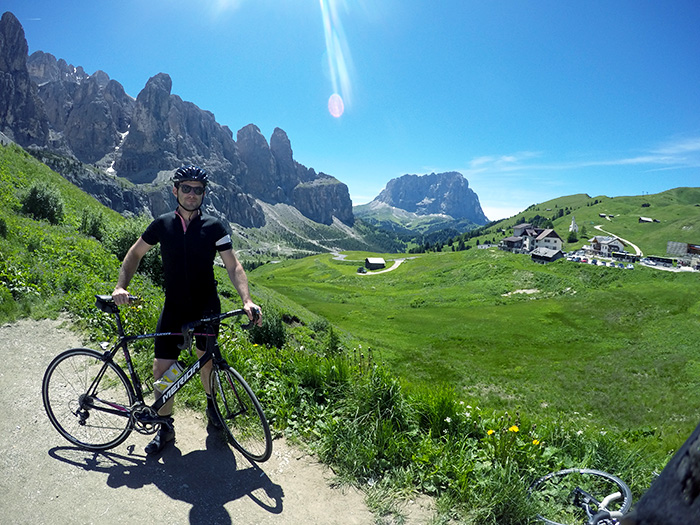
[241,308,261,330]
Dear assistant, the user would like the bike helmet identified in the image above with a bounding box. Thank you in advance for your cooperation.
[173,165,208,186]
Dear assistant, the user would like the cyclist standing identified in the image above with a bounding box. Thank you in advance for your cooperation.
[112,165,262,455]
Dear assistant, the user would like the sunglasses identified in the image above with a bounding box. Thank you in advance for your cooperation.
[179,184,205,195]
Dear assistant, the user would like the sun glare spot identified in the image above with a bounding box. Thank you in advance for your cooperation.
[320,0,353,118]
[328,93,345,118]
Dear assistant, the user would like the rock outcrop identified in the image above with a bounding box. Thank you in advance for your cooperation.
[374,172,488,224]
[0,10,354,230]
[0,12,49,148]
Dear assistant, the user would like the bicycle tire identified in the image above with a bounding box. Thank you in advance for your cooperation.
[210,366,272,462]
[42,348,135,451]
[529,468,633,525]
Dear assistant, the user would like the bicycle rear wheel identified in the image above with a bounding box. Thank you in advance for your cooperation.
[529,468,633,525]
[42,348,135,451]
[210,366,272,462]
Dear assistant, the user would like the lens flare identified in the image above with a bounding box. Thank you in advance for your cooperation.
[320,0,353,117]
[328,93,344,118]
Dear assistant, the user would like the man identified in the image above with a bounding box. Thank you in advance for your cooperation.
[112,165,261,455]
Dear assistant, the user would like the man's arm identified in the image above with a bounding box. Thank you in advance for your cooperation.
[220,248,262,326]
[112,237,153,305]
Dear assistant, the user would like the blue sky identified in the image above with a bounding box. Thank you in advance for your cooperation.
[4,0,700,220]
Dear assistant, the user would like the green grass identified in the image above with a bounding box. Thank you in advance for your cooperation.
[251,248,700,448]
[2,142,696,523]
[460,188,700,256]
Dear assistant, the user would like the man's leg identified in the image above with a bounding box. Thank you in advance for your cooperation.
[145,358,177,455]
[197,346,222,428]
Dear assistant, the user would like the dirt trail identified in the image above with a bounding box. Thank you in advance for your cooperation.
[0,317,435,525]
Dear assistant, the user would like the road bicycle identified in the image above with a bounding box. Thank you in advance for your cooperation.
[529,468,633,525]
[42,295,273,462]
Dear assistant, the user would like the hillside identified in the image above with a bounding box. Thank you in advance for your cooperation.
[353,200,478,235]
[251,247,700,443]
[452,189,700,258]
[2,141,693,524]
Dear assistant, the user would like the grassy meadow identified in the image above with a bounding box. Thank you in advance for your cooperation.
[251,249,700,445]
[458,188,700,257]
[3,142,700,523]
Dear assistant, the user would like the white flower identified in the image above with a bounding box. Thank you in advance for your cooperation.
[444,417,452,424]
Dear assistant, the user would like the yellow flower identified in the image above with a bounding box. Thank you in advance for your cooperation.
[487,429,495,435]
[532,439,541,445]
[508,425,519,433]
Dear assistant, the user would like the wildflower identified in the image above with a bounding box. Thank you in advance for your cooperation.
[532,439,541,445]
[444,417,452,424]
[487,429,495,435]
[577,430,584,436]
[508,425,519,433]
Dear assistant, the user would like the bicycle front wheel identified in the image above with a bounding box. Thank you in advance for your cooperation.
[42,348,135,451]
[529,468,633,525]
[210,366,272,462]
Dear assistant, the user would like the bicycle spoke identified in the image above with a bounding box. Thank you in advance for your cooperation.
[211,367,272,462]
[42,349,134,451]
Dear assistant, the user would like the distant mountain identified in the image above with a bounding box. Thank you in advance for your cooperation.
[0,11,353,230]
[355,172,488,235]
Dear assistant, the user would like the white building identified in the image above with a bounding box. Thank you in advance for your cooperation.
[569,216,578,233]
[588,235,625,255]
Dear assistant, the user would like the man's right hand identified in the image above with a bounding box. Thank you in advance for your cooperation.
[112,287,131,305]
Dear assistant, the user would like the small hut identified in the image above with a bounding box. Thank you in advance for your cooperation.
[364,257,386,270]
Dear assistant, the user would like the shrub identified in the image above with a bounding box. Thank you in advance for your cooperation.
[79,208,106,240]
[248,304,287,348]
[20,182,64,224]
[103,216,164,287]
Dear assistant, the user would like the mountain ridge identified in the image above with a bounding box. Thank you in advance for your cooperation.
[0,11,353,231]
[354,171,488,235]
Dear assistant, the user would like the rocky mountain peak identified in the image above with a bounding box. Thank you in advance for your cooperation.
[0,11,27,72]
[374,172,488,224]
[0,12,49,148]
[0,10,361,232]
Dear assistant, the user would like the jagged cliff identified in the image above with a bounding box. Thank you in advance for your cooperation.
[355,172,488,234]
[0,11,353,229]
[374,172,488,223]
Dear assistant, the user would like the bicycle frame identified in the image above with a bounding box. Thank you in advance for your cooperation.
[93,295,247,422]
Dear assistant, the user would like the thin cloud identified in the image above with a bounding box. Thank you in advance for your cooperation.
[460,137,700,177]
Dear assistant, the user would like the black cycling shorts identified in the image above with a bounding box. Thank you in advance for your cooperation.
[154,296,221,360]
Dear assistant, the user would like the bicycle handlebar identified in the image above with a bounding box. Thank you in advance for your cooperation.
[585,491,623,524]
[588,509,623,525]
[177,308,260,350]
[94,295,260,349]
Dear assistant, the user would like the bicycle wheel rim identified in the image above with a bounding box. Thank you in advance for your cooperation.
[529,468,633,525]
[42,348,134,451]
[210,367,272,462]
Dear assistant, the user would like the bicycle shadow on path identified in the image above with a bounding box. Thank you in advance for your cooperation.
[48,427,283,525]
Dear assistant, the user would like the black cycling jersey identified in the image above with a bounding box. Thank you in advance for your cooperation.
[141,210,233,305]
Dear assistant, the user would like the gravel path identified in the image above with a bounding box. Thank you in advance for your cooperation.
[0,317,428,525]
